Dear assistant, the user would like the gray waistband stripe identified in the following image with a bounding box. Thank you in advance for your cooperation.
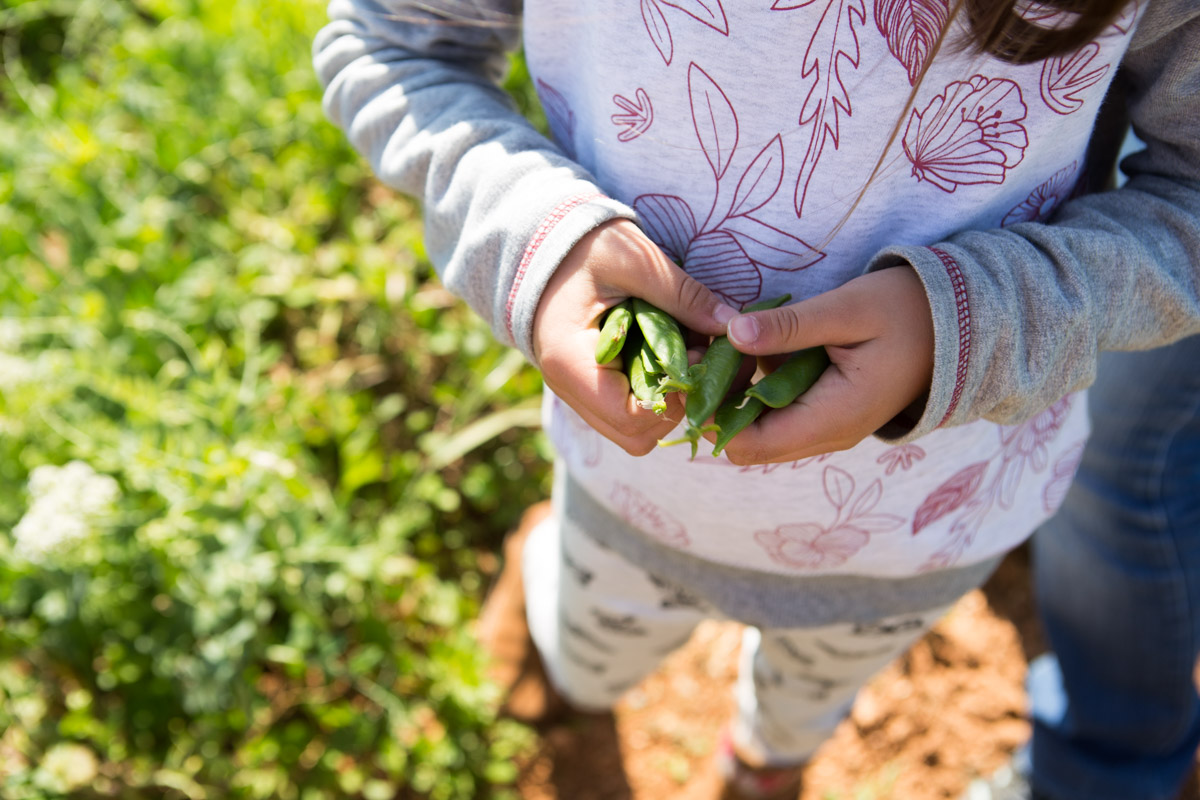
[559,470,1001,629]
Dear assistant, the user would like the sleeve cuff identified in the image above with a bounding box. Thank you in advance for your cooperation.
[504,194,638,364]
[865,244,974,443]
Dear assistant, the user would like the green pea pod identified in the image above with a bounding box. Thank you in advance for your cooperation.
[684,336,743,431]
[594,300,633,365]
[744,347,830,409]
[711,391,767,457]
[629,338,667,414]
[742,293,793,314]
[631,298,688,382]
[684,293,793,431]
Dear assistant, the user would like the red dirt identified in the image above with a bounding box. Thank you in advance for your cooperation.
[515,546,1200,800]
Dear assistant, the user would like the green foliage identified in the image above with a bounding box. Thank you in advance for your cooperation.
[0,0,549,797]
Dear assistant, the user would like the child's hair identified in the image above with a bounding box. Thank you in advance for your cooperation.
[965,0,1134,64]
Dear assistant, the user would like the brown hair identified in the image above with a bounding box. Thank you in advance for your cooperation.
[963,0,1133,63]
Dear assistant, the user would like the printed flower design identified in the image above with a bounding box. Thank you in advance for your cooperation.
[755,466,903,569]
[1002,162,1078,226]
[876,443,926,475]
[1042,440,1085,514]
[635,64,824,305]
[611,88,654,142]
[903,75,1028,193]
[641,0,729,65]
[914,396,1075,569]
[996,396,1072,507]
[610,482,690,547]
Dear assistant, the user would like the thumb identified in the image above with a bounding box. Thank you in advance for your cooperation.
[634,249,737,337]
[726,288,863,356]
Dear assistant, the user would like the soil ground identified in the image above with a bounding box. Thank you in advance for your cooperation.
[515,545,1200,800]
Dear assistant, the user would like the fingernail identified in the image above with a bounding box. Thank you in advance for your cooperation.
[729,315,758,345]
[713,303,737,326]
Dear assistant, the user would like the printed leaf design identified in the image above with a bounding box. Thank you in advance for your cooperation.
[849,478,882,517]
[662,0,729,33]
[775,0,866,216]
[720,216,825,271]
[612,88,655,142]
[823,465,855,509]
[1109,0,1138,34]
[688,63,739,180]
[874,0,949,85]
[904,75,1028,192]
[634,194,698,260]
[536,79,576,158]
[1040,43,1109,115]
[729,135,785,218]
[642,0,674,64]
[683,231,762,305]
[912,461,987,535]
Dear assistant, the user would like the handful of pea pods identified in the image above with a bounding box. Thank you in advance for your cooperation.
[594,294,830,458]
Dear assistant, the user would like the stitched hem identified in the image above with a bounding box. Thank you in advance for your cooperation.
[929,247,970,427]
[504,191,606,339]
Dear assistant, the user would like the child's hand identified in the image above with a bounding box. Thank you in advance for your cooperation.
[715,266,935,464]
[532,219,737,456]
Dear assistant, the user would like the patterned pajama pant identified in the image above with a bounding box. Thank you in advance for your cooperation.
[523,506,953,767]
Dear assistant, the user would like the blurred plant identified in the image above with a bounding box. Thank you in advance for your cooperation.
[0,0,549,797]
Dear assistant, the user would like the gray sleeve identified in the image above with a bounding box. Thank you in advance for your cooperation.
[312,0,636,361]
[867,0,1200,442]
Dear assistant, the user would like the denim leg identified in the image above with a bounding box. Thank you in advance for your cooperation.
[1030,335,1200,800]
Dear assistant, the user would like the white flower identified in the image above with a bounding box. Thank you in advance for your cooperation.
[0,319,20,350]
[13,461,120,562]
[0,352,39,386]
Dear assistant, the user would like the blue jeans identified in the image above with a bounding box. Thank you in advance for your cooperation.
[1029,334,1200,800]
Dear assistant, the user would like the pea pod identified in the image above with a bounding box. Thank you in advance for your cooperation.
[594,300,633,365]
[711,391,766,457]
[684,293,792,431]
[629,338,667,414]
[631,298,688,382]
[744,347,829,408]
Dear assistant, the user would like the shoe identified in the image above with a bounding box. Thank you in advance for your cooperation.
[475,501,568,725]
[715,725,806,800]
[962,765,1053,800]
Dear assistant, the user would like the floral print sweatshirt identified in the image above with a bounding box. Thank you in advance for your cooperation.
[315,1,1200,580]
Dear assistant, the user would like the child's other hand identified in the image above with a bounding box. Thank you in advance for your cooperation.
[716,266,935,465]
[532,219,737,456]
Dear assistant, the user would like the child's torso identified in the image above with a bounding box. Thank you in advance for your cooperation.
[527,0,1139,575]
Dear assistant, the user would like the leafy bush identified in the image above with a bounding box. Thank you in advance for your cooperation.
[0,0,549,797]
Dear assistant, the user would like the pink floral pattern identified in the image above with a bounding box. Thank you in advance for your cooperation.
[1040,43,1109,115]
[548,395,602,468]
[611,482,690,547]
[634,64,824,305]
[755,466,903,569]
[876,443,926,475]
[916,397,1075,569]
[874,0,949,85]
[611,88,654,142]
[903,75,1028,193]
[1002,162,1078,226]
[537,79,576,158]
[773,0,867,216]
[642,0,729,65]
[1042,440,1086,514]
